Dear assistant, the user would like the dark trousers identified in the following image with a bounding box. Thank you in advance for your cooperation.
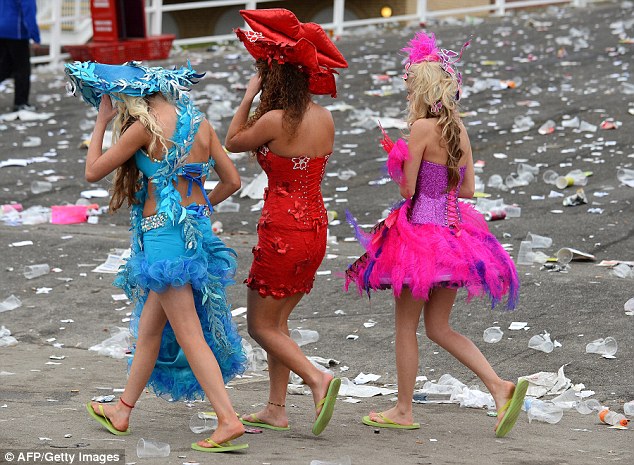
[0,38,32,108]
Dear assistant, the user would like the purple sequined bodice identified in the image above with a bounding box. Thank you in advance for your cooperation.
[409,161,466,226]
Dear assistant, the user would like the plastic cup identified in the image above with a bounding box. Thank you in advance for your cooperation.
[23,263,50,280]
[556,169,588,189]
[526,232,553,249]
[517,163,539,176]
[585,337,617,356]
[611,263,633,278]
[136,438,170,458]
[528,333,554,353]
[576,399,602,415]
[290,329,319,347]
[561,116,580,128]
[505,174,529,189]
[504,205,522,218]
[555,175,573,189]
[189,412,218,434]
[487,174,504,189]
[483,327,504,343]
[617,168,634,186]
[516,241,534,265]
[578,121,597,132]
[542,169,559,185]
[538,120,555,135]
[337,169,357,181]
[556,248,573,265]
[248,346,268,371]
[30,180,53,194]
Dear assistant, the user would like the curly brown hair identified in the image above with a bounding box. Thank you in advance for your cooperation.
[244,59,311,137]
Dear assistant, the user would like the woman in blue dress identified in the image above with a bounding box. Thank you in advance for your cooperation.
[65,61,248,452]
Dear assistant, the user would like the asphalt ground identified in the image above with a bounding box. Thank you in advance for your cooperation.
[0,1,633,464]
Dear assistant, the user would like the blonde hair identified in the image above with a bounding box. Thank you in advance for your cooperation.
[108,93,170,212]
[406,61,463,191]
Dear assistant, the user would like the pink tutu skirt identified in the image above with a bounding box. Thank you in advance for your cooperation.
[345,200,519,309]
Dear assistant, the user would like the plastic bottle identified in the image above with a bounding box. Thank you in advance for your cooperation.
[598,409,629,427]
[524,398,564,424]
[623,401,634,416]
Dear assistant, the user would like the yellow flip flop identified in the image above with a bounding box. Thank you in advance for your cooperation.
[240,413,290,431]
[191,438,248,453]
[495,379,529,438]
[312,377,341,435]
[85,402,130,436]
[362,413,420,430]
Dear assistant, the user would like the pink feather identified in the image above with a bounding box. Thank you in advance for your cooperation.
[401,31,440,65]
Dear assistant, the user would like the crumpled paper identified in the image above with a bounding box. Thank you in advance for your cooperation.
[519,364,571,397]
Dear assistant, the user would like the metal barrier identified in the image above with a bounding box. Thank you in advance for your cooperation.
[34,0,588,67]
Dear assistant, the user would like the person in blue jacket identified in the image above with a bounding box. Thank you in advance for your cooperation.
[0,0,40,112]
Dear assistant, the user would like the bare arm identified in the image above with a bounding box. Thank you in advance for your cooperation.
[458,129,475,198]
[207,122,241,206]
[399,119,430,199]
[225,74,280,152]
[85,96,148,182]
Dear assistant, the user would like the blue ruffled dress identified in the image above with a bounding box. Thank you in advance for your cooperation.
[114,97,246,401]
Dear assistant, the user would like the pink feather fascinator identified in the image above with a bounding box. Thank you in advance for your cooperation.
[401,31,470,87]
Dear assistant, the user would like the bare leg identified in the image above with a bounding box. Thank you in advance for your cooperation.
[246,289,333,420]
[90,292,167,432]
[368,288,424,426]
[157,285,244,447]
[242,292,303,428]
[422,287,515,429]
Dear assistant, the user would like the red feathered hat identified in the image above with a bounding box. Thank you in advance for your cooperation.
[234,8,348,97]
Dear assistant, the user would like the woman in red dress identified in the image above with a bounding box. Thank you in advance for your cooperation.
[225,8,347,435]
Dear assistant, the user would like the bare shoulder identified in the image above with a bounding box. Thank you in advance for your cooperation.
[123,120,151,141]
[312,103,333,118]
[409,117,438,140]
[410,117,437,130]
[259,109,284,124]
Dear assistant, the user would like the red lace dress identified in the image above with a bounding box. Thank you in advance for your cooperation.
[246,146,330,298]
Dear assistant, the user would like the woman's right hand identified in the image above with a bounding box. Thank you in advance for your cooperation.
[245,74,262,100]
[96,95,118,126]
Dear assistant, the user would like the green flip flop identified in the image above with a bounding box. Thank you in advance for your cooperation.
[191,439,249,453]
[312,377,341,436]
[362,413,420,430]
[240,414,290,431]
[495,379,529,438]
[85,401,130,436]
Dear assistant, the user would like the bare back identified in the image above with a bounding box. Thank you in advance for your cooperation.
[420,118,472,167]
[141,98,214,217]
[265,102,334,159]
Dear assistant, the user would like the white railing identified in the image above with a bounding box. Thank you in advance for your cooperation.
[35,0,589,67]
[34,0,91,65]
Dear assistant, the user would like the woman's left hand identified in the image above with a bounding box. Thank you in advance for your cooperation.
[96,95,118,125]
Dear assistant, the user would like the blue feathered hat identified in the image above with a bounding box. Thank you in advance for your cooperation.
[64,61,205,108]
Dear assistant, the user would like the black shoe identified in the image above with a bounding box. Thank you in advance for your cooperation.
[13,104,36,112]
